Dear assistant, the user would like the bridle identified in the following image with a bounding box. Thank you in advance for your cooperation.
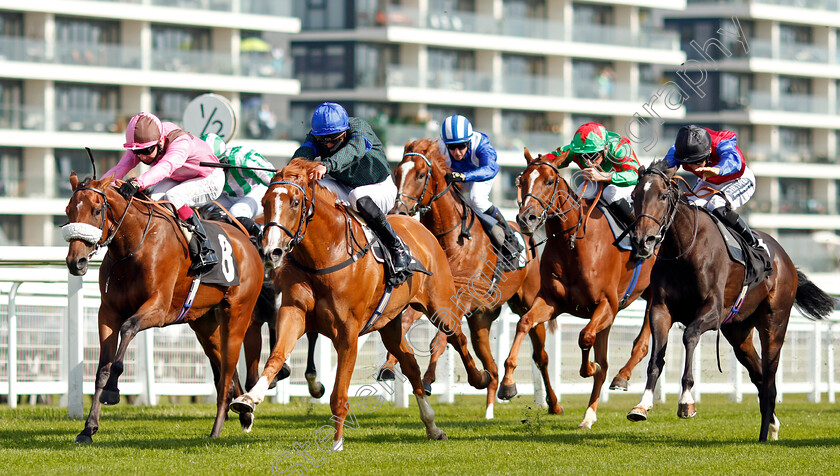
[395,152,452,216]
[517,160,580,232]
[263,179,315,250]
[64,184,135,257]
[635,167,692,257]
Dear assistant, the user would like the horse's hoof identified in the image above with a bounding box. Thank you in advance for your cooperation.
[99,389,120,405]
[498,383,518,400]
[74,434,93,444]
[677,403,696,419]
[609,376,629,391]
[376,367,396,381]
[627,406,648,422]
[230,395,255,414]
[427,430,448,441]
[423,382,432,396]
[476,369,492,390]
[548,401,564,415]
[276,363,292,383]
[239,411,254,433]
[310,383,325,399]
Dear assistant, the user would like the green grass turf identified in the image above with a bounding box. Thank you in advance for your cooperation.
[0,392,837,475]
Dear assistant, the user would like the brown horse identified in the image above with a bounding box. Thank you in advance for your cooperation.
[63,173,264,442]
[500,149,657,429]
[627,160,834,441]
[391,139,555,418]
[230,158,490,449]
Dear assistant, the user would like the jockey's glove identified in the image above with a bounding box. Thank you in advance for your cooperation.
[445,172,466,184]
[118,180,140,200]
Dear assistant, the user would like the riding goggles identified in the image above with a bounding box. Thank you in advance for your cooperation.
[446,141,469,151]
[314,131,346,143]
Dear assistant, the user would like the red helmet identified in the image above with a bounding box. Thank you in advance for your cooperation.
[123,113,164,150]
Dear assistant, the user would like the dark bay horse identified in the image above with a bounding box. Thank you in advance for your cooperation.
[392,139,555,418]
[63,173,265,442]
[502,149,657,429]
[627,160,834,441]
[230,158,490,449]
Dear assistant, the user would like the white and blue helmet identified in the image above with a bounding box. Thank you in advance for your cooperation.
[441,115,473,144]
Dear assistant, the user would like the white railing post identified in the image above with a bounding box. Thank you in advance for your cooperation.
[810,322,822,403]
[393,364,410,408]
[730,345,743,402]
[547,318,562,403]
[442,345,455,404]
[7,282,20,409]
[143,329,157,405]
[828,323,837,404]
[67,274,85,419]
[694,339,702,403]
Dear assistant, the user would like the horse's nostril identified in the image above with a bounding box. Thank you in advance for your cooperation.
[271,248,283,258]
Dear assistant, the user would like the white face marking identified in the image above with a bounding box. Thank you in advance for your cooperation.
[643,181,652,192]
[522,169,541,207]
[264,187,290,252]
[75,202,83,212]
[398,161,415,190]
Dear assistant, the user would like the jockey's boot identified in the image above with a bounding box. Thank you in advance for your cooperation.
[713,206,760,249]
[184,214,219,273]
[356,197,412,277]
[607,198,635,228]
[486,205,522,253]
[475,206,506,251]
[236,216,263,249]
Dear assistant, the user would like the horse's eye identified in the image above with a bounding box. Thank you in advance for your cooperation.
[545,179,554,186]
[291,198,300,208]
[660,193,668,200]
[418,173,426,180]
[93,208,101,217]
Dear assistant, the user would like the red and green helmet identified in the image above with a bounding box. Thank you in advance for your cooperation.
[568,122,608,154]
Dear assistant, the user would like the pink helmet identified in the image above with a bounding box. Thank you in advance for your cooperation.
[123,112,164,150]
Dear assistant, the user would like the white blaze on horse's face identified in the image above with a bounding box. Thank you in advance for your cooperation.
[398,161,415,191]
[643,181,652,193]
[263,186,292,265]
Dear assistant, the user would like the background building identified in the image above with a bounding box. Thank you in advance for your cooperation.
[0,0,301,246]
[662,0,840,271]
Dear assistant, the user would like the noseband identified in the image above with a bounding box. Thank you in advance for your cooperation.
[263,180,314,249]
[518,160,578,229]
[62,185,133,255]
[396,152,452,216]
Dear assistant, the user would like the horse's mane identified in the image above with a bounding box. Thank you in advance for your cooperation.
[646,159,672,176]
[404,138,451,174]
[282,157,339,204]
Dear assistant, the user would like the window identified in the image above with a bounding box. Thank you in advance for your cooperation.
[292,42,354,90]
[779,127,812,162]
[0,147,23,197]
[55,83,120,133]
[427,48,475,90]
[720,72,751,110]
[0,215,22,245]
[151,25,212,72]
[571,114,611,132]
[298,0,351,30]
[779,23,811,44]
[503,54,546,95]
[356,43,398,88]
[151,89,205,123]
[0,11,23,36]
[0,80,23,129]
[572,60,614,99]
[779,178,812,214]
[429,0,475,11]
[504,0,545,19]
[573,4,612,25]
[55,149,120,198]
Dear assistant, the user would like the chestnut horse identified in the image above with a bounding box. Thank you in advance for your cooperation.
[627,161,834,441]
[63,174,264,442]
[500,149,657,429]
[392,139,556,419]
[230,159,490,449]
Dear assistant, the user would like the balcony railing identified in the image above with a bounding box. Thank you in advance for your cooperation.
[147,0,292,15]
[0,36,47,62]
[54,110,124,134]
[151,48,234,75]
[689,0,840,8]
[362,6,678,51]
[501,74,564,97]
[490,131,562,153]
[0,105,46,131]
[55,41,142,69]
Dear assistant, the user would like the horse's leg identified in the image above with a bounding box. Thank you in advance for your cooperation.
[378,308,417,382]
[243,318,263,391]
[756,307,791,442]
[578,327,611,429]
[427,307,491,391]
[421,328,448,395]
[329,331,360,452]
[527,323,563,415]
[676,307,721,420]
[721,320,774,440]
[74,311,120,443]
[209,302,254,438]
[379,315,447,440]
[500,296,558,400]
[610,297,652,391]
[231,305,306,412]
[628,302,672,421]
[305,331,325,398]
[100,315,145,405]
[578,300,616,378]
[467,311,500,419]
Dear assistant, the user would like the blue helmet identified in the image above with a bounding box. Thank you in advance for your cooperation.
[311,102,349,136]
[441,115,473,144]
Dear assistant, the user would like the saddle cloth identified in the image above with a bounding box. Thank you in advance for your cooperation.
[596,202,634,252]
[706,209,773,290]
[199,221,241,286]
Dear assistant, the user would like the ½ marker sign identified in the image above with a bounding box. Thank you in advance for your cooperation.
[183,93,237,141]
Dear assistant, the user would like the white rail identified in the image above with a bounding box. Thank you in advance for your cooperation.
[2,247,839,416]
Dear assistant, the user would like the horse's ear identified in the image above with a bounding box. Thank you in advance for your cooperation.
[69,172,79,190]
[638,165,646,176]
[100,175,114,188]
[666,164,678,178]
[524,147,535,163]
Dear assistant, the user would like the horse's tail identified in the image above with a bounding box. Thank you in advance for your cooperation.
[794,269,835,321]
